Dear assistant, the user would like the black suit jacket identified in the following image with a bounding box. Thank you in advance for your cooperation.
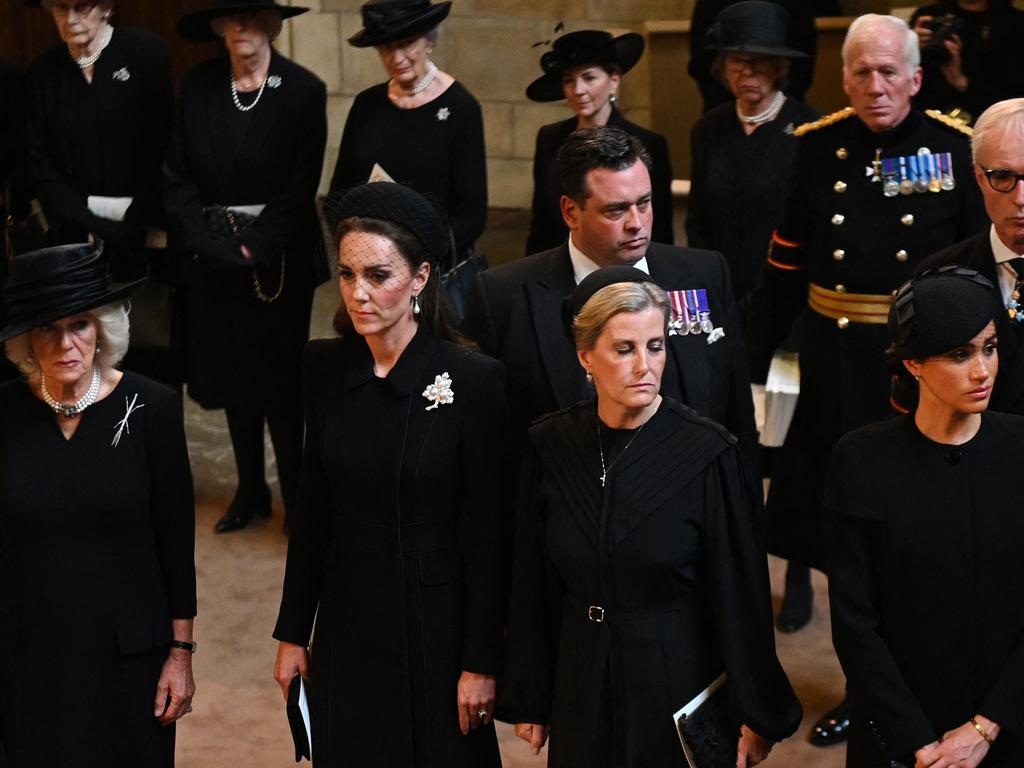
[916,231,1024,414]
[461,242,759,469]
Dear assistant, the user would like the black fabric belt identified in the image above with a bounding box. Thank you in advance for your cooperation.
[339,519,457,555]
[564,594,693,624]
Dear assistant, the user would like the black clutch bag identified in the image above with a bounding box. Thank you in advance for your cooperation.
[673,674,739,768]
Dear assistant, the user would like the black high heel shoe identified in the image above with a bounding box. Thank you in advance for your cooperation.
[215,486,272,533]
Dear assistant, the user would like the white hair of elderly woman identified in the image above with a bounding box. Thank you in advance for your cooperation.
[4,301,130,377]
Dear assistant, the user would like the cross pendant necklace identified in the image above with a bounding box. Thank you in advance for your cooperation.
[597,416,649,487]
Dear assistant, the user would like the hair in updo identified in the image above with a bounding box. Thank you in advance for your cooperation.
[573,281,669,351]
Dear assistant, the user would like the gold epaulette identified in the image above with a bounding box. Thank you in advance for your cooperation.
[793,106,856,137]
[924,109,973,136]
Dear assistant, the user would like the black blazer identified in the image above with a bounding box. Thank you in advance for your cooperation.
[461,242,758,469]
[527,109,674,255]
[917,231,1024,414]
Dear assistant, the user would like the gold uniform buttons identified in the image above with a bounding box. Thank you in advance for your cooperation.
[836,147,848,160]
[896,249,909,262]
[833,249,845,261]
[834,180,848,193]
[835,284,847,293]
[901,214,915,226]
[837,317,850,329]
[832,214,845,226]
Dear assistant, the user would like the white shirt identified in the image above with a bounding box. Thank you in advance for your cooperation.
[567,234,650,285]
[990,224,1024,305]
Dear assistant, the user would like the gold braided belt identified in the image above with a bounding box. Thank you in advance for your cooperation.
[808,283,892,328]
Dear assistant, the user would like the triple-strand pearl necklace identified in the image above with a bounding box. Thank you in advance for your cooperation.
[736,90,785,126]
[396,61,438,96]
[41,366,101,419]
[231,72,269,112]
[73,22,113,70]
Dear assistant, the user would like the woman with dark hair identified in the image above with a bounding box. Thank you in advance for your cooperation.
[827,266,1024,768]
[165,0,327,532]
[328,0,487,263]
[273,183,511,767]
[525,30,674,254]
[501,266,800,767]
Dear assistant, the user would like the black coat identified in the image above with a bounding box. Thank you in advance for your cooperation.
[0,373,196,766]
[914,231,1024,414]
[274,329,511,767]
[164,51,326,409]
[461,242,759,470]
[687,97,819,314]
[826,413,1024,767]
[24,27,171,249]
[744,108,986,568]
[526,108,674,255]
[499,399,801,767]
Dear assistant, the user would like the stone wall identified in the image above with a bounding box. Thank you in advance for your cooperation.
[277,0,693,208]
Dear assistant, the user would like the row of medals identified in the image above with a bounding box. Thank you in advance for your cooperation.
[668,312,715,336]
[873,149,955,197]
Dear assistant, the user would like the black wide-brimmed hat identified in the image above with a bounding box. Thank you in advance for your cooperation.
[705,1,807,58]
[324,182,449,267]
[0,243,144,343]
[527,30,646,103]
[178,0,309,42]
[348,0,452,48]
[888,265,996,360]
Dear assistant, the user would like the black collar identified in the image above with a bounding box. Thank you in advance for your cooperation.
[339,323,436,395]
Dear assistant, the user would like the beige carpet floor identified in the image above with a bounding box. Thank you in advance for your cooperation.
[173,216,848,767]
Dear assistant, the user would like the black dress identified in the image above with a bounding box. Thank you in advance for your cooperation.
[0,373,197,767]
[164,50,326,411]
[826,412,1024,767]
[500,398,801,767]
[274,328,511,767]
[687,97,818,315]
[527,107,674,255]
[328,81,487,259]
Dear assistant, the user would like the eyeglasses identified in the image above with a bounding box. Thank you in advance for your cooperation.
[982,167,1024,193]
[723,55,776,75]
[45,2,98,16]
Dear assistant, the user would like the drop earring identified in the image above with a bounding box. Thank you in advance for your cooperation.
[609,93,617,104]
[413,295,421,315]
[585,371,594,383]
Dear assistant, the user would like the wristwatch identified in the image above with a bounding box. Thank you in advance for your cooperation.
[169,639,198,654]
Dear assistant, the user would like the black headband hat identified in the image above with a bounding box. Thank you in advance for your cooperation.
[177,0,309,42]
[888,265,996,360]
[348,0,452,48]
[563,265,653,341]
[704,0,808,58]
[0,243,144,343]
[324,182,449,267]
[526,30,646,103]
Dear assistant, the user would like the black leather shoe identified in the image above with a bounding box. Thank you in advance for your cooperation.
[214,489,271,533]
[776,583,813,633]
[809,699,851,746]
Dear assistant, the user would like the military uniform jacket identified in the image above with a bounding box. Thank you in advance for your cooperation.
[744,108,985,567]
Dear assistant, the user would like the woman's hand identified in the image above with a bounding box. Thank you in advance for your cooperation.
[914,717,996,768]
[456,671,496,735]
[154,648,196,726]
[736,724,774,767]
[514,723,550,755]
[274,642,310,701]
[913,16,934,47]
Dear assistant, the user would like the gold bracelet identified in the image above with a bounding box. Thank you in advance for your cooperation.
[970,717,994,745]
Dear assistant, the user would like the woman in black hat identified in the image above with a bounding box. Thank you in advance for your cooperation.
[526,30,675,255]
[0,243,197,767]
[826,266,1024,768]
[500,266,801,767]
[328,0,487,264]
[22,0,180,385]
[165,0,327,533]
[273,182,510,767]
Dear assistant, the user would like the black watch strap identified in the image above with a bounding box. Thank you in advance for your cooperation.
[169,639,198,654]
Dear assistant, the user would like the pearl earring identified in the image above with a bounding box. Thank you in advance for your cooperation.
[609,93,617,104]
[585,371,594,383]
[413,295,421,315]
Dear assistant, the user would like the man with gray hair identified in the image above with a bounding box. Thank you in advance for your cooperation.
[744,11,985,751]
[913,98,1024,413]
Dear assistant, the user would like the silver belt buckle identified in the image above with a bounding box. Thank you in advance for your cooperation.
[587,605,605,623]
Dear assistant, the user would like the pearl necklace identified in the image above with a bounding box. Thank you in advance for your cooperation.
[41,366,101,419]
[231,73,268,112]
[397,61,438,96]
[74,23,113,70]
[736,90,785,126]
